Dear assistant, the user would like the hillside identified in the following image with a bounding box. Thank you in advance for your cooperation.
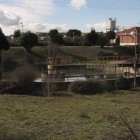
[0,90,140,140]
[1,46,134,80]
[2,46,134,62]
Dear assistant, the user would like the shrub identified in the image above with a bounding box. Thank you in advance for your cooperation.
[15,65,36,86]
[115,76,131,90]
[68,80,103,95]
[103,80,116,92]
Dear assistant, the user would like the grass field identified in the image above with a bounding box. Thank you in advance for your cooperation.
[0,89,140,140]
[1,46,139,139]
[60,46,114,59]
[2,46,114,62]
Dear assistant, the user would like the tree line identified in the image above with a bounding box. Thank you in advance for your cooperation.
[47,28,119,47]
[11,28,119,50]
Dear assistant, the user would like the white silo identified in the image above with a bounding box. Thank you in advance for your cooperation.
[109,18,116,31]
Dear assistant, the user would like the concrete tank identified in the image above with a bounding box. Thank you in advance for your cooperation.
[109,18,116,31]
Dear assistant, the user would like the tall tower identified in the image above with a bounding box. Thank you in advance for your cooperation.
[109,18,116,31]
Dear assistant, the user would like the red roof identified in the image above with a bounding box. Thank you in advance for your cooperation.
[117,27,140,35]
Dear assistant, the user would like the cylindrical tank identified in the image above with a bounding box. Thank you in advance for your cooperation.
[109,18,116,31]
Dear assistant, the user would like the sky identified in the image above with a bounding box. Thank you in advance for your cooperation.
[0,0,140,35]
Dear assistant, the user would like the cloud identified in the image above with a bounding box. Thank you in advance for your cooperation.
[1,21,70,35]
[0,10,20,26]
[27,23,70,32]
[21,0,55,18]
[0,0,55,25]
[45,24,69,32]
[86,21,109,32]
[0,0,55,34]
[69,0,87,10]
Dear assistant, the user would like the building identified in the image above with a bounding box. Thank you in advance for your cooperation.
[117,27,140,46]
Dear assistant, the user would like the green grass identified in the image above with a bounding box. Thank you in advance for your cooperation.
[2,46,114,61]
[0,90,140,139]
[60,46,114,60]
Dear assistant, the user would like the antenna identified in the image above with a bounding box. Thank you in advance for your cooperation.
[20,22,23,32]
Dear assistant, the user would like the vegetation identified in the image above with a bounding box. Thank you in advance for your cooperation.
[0,90,139,139]
[106,31,116,40]
[115,76,132,90]
[66,29,82,37]
[13,29,21,46]
[103,80,116,91]
[0,27,139,139]
[48,29,64,44]
[68,80,103,95]
[0,28,10,50]
[86,29,98,46]
[20,31,38,52]
[15,64,36,86]
[45,28,116,47]
[68,78,134,95]
[98,36,109,48]
[0,28,10,80]
[13,29,21,39]
[1,45,135,81]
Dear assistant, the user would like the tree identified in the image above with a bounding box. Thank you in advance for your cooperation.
[66,29,81,37]
[20,31,38,52]
[51,34,64,45]
[106,31,116,40]
[97,32,109,48]
[115,36,120,46]
[64,36,73,46]
[13,29,21,38]
[0,28,10,80]
[42,43,62,96]
[0,28,10,50]
[81,34,89,46]
[87,29,98,46]
[73,36,82,46]
[48,29,59,38]
[48,29,64,45]
[106,31,116,46]
[98,36,109,48]
[13,29,21,46]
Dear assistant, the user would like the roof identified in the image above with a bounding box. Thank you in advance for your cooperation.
[116,27,140,35]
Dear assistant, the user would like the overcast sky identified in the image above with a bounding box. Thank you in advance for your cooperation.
[0,0,140,35]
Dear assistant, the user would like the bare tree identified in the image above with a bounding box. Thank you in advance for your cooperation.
[42,42,63,96]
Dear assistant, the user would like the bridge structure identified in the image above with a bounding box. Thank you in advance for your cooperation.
[46,56,140,80]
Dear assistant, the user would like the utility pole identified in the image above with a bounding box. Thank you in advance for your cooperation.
[130,31,137,88]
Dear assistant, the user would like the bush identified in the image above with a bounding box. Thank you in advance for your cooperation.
[15,65,36,86]
[115,76,131,90]
[68,80,103,95]
[103,80,116,92]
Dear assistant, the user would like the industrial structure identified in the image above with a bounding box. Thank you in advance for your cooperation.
[42,52,140,82]
[106,18,119,32]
